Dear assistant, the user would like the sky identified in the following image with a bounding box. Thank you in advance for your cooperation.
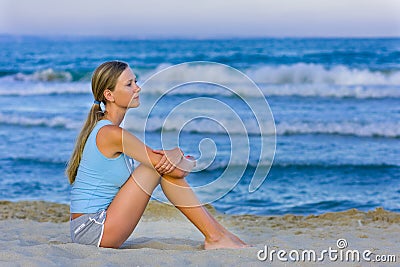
[0,0,399,38]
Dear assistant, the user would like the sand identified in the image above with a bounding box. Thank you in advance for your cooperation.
[0,200,399,266]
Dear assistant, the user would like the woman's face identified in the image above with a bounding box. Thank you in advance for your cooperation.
[112,67,141,108]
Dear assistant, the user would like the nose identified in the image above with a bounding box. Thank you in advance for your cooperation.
[135,84,141,93]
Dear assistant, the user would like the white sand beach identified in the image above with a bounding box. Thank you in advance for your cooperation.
[0,201,399,266]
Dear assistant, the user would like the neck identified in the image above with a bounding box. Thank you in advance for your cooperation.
[103,106,126,126]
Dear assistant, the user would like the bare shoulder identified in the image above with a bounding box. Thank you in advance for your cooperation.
[97,124,123,145]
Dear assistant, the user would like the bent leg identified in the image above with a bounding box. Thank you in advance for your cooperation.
[100,164,160,248]
[160,176,248,249]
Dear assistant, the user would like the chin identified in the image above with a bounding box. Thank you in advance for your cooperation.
[129,101,140,108]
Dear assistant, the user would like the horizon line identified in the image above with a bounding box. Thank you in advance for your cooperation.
[1,33,400,40]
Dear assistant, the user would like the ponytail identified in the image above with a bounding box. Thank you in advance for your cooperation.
[66,103,104,184]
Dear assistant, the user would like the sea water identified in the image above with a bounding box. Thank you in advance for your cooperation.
[0,36,399,215]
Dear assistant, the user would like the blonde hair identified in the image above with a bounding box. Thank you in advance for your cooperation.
[66,61,128,184]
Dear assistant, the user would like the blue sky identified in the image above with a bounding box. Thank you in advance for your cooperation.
[0,0,399,37]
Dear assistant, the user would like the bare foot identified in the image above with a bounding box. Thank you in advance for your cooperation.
[204,232,249,250]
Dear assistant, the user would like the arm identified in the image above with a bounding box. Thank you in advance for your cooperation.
[122,128,191,178]
[97,125,192,178]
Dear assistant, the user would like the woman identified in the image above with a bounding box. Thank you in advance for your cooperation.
[66,61,247,249]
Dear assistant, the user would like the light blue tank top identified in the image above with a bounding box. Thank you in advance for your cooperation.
[70,120,133,213]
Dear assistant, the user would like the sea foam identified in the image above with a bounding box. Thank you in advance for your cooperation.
[1,64,399,98]
[2,112,398,138]
[0,113,80,129]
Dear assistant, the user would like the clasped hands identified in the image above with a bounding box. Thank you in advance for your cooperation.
[153,147,195,175]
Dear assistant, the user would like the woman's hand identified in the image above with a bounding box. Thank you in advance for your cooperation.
[152,147,184,175]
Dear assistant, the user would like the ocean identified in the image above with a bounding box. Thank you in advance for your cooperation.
[0,36,399,216]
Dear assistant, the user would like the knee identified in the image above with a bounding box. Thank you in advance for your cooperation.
[135,164,162,179]
[130,164,161,190]
[165,168,188,179]
[165,172,186,180]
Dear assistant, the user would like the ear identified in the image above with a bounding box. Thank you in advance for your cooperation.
[103,89,115,102]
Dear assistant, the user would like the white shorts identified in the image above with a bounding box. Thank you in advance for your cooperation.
[70,209,106,247]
